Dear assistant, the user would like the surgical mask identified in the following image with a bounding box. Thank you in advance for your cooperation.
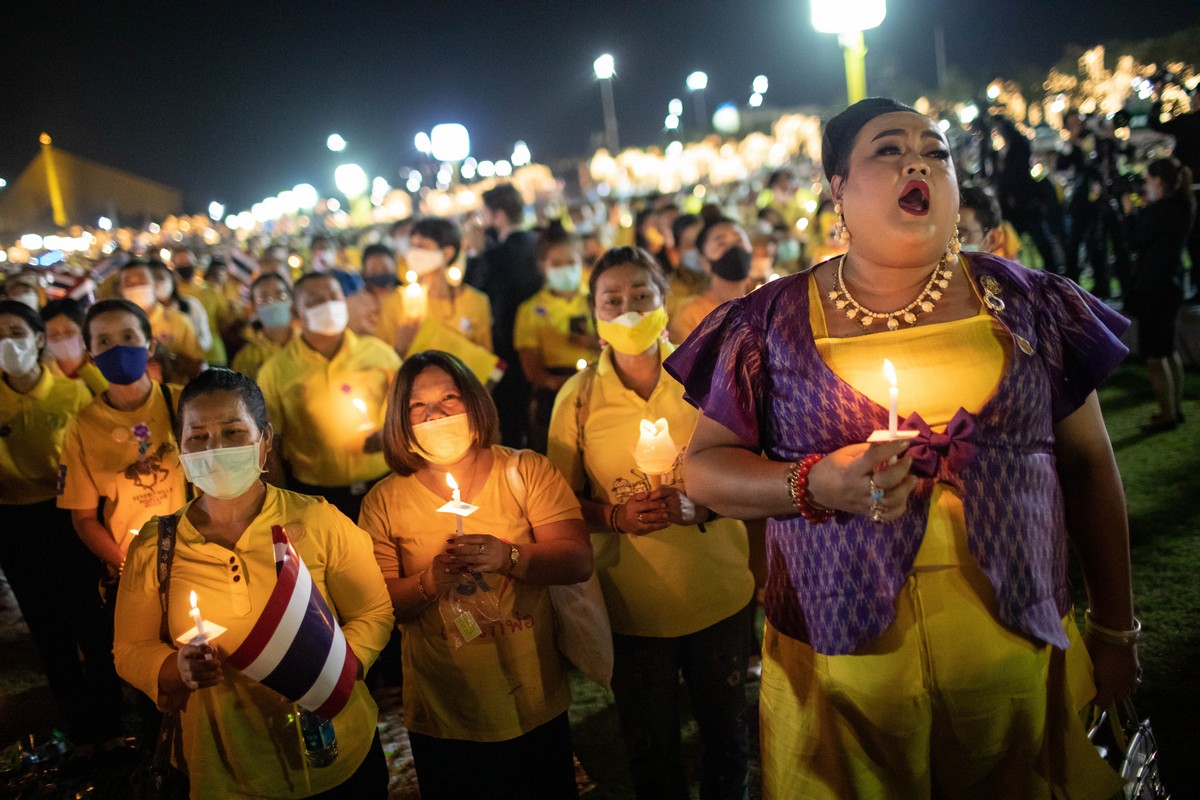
[411,413,474,465]
[154,282,174,302]
[406,247,445,276]
[710,247,752,281]
[94,345,149,385]
[596,307,669,355]
[0,336,39,376]
[122,284,158,311]
[179,442,265,500]
[10,291,39,311]
[959,243,983,253]
[303,300,348,335]
[312,250,335,271]
[257,300,292,329]
[390,235,411,257]
[777,238,800,262]
[46,335,85,364]
[365,272,400,290]
[545,262,582,293]
[679,250,703,273]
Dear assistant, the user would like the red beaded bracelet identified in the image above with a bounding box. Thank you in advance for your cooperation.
[787,454,835,524]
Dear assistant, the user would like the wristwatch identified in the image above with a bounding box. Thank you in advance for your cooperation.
[506,544,521,574]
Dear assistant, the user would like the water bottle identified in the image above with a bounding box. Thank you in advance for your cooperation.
[298,711,338,767]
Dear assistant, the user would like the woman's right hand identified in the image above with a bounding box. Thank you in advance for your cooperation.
[615,492,670,535]
[177,642,223,690]
[425,553,465,594]
[807,439,917,521]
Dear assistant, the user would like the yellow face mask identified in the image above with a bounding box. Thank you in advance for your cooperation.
[597,307,669,355]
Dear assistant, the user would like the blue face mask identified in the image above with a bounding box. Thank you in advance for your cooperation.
[365,272,400,290]
[257,300,292,329]
[94,345,149,385]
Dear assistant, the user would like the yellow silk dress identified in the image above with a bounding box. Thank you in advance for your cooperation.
[756,274,1122,799]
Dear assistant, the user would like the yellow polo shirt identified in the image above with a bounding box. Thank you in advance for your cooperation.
[376,284,494,354]
[668,293,720,345]
[57,382,189,554]
[257,330,401,487]
[0,368,92,505]
[178,282,230,366]
[149,304,206,362]
[46,358,109,396]
[230,328,292,380]
[114,487,394,800]
[547,342,754,637]
[359,446,580,741]
[513,288,597,369]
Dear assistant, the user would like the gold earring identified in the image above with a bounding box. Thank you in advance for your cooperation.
[948,226,961,256]
[834,204,850,243]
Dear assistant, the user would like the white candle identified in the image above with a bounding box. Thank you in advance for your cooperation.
[633,417,679,488]
[189,590,207,641]
[446,473,464,536]
[403,271,428,323]
[351,397,373,430]
[883,359,899,436]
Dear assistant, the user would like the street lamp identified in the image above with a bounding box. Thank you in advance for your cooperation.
[430,124,470,162]
[208,201,224,221]
[593,53,620,152]
[668,98,683,117]
[686,71,709,132]
[334,163,369,197]
[811,0,886,104]
[665,114,680,130]
[326,133,347,152]
[414,131,432,156]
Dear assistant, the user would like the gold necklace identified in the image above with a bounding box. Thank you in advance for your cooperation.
[830,253,954,331]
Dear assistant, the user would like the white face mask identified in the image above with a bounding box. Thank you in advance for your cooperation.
[46,335,85,364]
[122,284,158,311]
[0,336,39,376]
[406,247,445,276]
[411,413,473,465]
[959,242,983,253]
[10,291,39,311]
[545,262,582,293]
[679,250,703,273]
[154,282,174,302]
[303,300,349,336]
[179,442,265,500]
[390,235,411,257]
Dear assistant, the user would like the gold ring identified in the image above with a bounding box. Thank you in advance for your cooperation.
[637,512,644,524]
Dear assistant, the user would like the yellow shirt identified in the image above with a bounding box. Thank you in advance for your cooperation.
[0,368,92,504]
[809,273,1008,567]
[547,342,755,637]
[513,287,596,369]
[149,303,206,362]
[668,293,720,345]
[257,330,401,487]
[359,446,580,741]
[665,270,707,324]
[178,282,230,365]
[230,328,291,380]
[46,359,109,396]
[376,283,494,354]
[113,487,394,800]
[57,382,189,553]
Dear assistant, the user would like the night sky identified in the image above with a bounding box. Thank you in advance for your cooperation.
[3,0,1198,214]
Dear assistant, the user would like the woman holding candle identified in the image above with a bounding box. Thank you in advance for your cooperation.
[547,247,755,800]
[113,368,395,799]
[359,350,592,800]
[667,98,1136,798]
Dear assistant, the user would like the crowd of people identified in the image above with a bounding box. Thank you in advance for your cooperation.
[0,86,1195,799]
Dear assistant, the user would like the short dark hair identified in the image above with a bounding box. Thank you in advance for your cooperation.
[671,213,702,248]
[176,368,271,441]
[959,185,1003,232]
[412,217,462,263]
[119,260,154,278]
[251,272,291,297]
[361,243,396,264]
[382,351,500,477]
[481,183,524,224]
[536,219,574,262]
[695,217,740,255]
[83,298,152,350]
[293,271,341,299]
[587,246,669,307]
[0,300,45,342]
[41,297,86,330]
[389,217,415,236]
[310,235,333,249]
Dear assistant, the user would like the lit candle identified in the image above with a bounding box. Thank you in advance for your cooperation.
[575,358,588,372]
[351,397,373,430]
[633,417,679,490]
[883,359,899,436]
[403,279,428,323]
[446,265,464,287]
[445,473,464,536]
[189,590,207,642]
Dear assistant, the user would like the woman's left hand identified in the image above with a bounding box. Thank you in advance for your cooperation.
[648,486,707,527]
[445,534,513,575]
[1085,634,1141,708]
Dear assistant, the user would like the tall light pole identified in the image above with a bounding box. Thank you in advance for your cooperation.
[811,0,886,105]
[686,71,709,133]
[593,54,620,152]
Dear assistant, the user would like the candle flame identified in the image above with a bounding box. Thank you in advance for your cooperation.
[351,398,367,414]
[883,359,898,388]
[447,265,463,286]
[405,269,418,284]
[445,473,458,491]
[576,358,587,371]
[189,590,198,610]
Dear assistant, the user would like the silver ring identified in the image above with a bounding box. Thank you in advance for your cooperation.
[871,509,884,524]
[477,544,484,555]
[869,476,885,501]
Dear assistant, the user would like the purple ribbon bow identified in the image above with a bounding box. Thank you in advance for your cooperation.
[899,407,979,479]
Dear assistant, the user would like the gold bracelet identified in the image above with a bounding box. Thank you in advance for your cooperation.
[416,570,436,603]
[1084,608,1142,646]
